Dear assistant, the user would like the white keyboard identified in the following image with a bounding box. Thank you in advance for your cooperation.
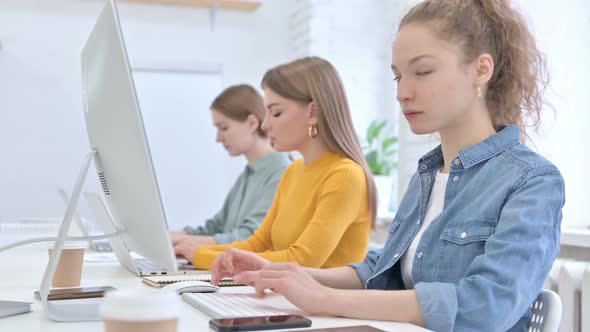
[182,293,289,318]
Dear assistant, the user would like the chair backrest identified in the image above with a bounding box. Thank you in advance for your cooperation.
[529,289,562,332]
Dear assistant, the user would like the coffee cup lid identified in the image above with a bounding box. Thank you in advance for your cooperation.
[100,287,181,321]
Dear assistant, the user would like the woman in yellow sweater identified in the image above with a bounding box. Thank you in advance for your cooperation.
[174,56,377,270]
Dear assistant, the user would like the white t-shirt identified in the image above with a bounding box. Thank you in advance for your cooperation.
[400,170,449,289]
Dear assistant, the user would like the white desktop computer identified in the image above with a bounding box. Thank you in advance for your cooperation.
[80,0,177,273]
[37,0,200,321]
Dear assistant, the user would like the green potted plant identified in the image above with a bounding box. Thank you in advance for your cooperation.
[362,120,398,216]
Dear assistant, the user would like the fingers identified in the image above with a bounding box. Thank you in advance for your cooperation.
[258,269,286,278]
[173,244,186,260]
[259,262,300,272]
[170,232,186,245]
[173,239,200,263]
[222,249,235,275]
[211,255,227,285]
[211,272,233,286]
[212,248,273,286]
[254,277,283,298]
[233,271,256,284]
[231,262,299,284]
[255,280,266,298]
[234,270,287,297]
[212,249,236,285]
[233,271,268,297]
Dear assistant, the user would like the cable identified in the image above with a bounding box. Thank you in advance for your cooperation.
[0,230,127,253]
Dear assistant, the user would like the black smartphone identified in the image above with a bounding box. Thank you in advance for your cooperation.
[209,314,312,332]
[34,286,117,301]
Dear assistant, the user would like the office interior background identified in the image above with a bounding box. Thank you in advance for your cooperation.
[0,0,588,238]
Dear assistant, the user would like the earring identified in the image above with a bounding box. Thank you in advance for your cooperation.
[477,86,482,98]
[308,124,318,138]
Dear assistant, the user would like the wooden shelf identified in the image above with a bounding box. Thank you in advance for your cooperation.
[118,0,262,11]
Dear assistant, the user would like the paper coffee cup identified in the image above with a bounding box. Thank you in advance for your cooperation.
[100,288,181,332]
[48,241,87,288]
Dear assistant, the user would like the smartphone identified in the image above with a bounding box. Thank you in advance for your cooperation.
[34,286,117,301]
[209,314,312,332]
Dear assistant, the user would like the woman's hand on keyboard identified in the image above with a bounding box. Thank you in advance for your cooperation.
[170,231,188,245]
[173,236,218,261]
[211,248,269,286]
[233,262,331,315]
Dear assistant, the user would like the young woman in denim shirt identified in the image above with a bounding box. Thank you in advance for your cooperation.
[209,1,565,331]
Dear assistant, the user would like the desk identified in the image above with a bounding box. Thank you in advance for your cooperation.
[0,239,429,332]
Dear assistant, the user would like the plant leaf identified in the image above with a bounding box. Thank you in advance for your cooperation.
[384,150,396,157]
[365,150,379,174]
[373,120,386,138]
[382,137,398,151]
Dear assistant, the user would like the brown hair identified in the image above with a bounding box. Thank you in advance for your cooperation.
[261,57,377,227]
[210,84,266,137]
[400,0,548,142]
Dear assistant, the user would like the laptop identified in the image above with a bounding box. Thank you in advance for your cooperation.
[85,192,207,276]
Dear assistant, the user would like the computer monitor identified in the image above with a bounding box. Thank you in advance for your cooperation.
[80,0,177,272]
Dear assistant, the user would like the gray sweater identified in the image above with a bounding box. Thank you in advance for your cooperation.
[184,152,290,244]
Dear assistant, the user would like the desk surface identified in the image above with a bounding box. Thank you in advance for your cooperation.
[0,238,429,332]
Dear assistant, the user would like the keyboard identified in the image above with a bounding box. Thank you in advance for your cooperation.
[182,293,289,318]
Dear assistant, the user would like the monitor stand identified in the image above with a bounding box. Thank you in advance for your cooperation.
[84,192,141,276]
[39,149,126,322]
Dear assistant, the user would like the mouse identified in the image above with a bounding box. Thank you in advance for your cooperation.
[161,281,219,295]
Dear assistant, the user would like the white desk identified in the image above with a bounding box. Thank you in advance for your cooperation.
[0,238,429,332]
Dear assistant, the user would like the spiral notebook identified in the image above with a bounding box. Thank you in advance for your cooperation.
[142,274,239,288]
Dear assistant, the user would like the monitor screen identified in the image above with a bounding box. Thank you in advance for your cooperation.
[80,0,177,272]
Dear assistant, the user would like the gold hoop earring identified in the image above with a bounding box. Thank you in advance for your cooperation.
[308,124,318,138]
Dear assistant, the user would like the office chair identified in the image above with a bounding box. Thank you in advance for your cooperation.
[529,289,562,332]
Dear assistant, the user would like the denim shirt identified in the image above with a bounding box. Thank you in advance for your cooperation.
[351,126,565,332]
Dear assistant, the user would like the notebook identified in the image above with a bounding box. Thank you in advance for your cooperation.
[142,274,239,288]
[0,301,32,319]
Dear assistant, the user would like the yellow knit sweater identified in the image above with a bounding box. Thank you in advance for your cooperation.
[192,152,371,269]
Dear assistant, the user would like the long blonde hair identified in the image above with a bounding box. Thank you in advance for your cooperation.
[261,57,377,227]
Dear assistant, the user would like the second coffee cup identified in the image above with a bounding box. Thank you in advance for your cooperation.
[100,287,181,332]
[48,241,86,288]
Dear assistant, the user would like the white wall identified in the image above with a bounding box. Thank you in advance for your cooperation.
[132,70,225,228]
[289,0,399,133]
[514,0,590,228]
[0,0,295,230]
